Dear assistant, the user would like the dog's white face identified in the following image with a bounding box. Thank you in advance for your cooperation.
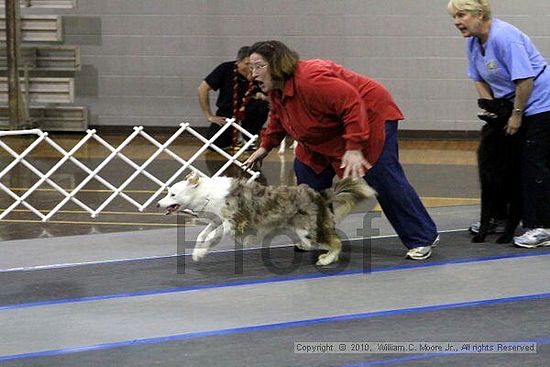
[157,174,204,215]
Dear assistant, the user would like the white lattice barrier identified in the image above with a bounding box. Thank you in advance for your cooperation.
[0,119,260,221]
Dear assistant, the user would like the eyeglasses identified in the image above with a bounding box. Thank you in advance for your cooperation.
[249,63,268,72]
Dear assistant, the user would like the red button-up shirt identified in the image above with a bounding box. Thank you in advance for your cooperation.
[261,59,404,177]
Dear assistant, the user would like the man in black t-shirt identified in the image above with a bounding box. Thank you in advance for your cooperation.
[198,46,269,149]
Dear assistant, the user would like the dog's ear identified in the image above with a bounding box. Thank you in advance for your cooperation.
[477,98,492,111]
[184,171,195,180]
[185,171,201,187]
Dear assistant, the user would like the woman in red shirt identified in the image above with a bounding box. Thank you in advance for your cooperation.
[244,40,439,260]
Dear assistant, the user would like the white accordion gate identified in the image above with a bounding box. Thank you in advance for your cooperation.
[0,119,260,221]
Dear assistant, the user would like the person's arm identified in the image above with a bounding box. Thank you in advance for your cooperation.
[198,80,226,126]
[474,80,493,99]
[243,146,269,170]
[259,108,286,150]
[243,114,271,169]
[244,111,287,169]
[505,77,533,135]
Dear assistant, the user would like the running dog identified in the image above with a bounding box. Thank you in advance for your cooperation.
[157,172,375,265]
[473,98,523,243]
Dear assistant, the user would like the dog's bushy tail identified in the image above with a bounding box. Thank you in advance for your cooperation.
[329,178,376,223]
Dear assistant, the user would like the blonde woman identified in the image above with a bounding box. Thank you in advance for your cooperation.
[448,0,550,247]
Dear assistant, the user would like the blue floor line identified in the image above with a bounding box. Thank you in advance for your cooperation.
[1,250,549,311]
[0,292,549,362]
[338,337,550,367]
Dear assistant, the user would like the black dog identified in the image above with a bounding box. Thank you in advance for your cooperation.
[473,98,523,243]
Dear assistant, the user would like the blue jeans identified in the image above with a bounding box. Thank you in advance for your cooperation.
[294,121,438,249]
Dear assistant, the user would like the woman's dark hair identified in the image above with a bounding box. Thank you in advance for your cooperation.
[249,40,299,81]
[236,46,251,61]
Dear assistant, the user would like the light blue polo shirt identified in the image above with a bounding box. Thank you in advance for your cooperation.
[467,18,550,116]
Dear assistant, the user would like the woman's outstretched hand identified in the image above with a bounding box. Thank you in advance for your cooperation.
[341,150,372,179]
[243,147,269,170]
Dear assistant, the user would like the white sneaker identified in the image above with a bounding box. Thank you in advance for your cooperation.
[513,228,550,248]
[406,235,440,260]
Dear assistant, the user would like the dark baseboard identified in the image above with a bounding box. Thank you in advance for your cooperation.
[398,129,480,140]
[82,126,480,140]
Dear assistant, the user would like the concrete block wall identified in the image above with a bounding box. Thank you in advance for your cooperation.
[47,0,550,131]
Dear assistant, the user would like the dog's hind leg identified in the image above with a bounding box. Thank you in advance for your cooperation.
[294,229,313,251]
[497,216,521,244]
[496,222,516,244]
[294,229,330,251]
[497,187,522,244]
[316,234,342,266]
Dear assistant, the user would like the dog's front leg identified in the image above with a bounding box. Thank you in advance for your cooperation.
[196,223,213,244]
[472,185,491,243]
[193,223,223,261]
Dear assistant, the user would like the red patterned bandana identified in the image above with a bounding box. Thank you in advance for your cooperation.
[231,62,255,147]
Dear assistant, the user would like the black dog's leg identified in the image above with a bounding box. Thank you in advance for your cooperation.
[496,134,524,244]
[472,188,491,243]
[497,183,522,244]
[497,221,516,243]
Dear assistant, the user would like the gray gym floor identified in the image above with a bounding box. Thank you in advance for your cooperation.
[0,140,549,366]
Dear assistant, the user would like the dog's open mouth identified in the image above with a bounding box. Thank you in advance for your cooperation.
[164,204,181,215]
[164,204,199,217]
